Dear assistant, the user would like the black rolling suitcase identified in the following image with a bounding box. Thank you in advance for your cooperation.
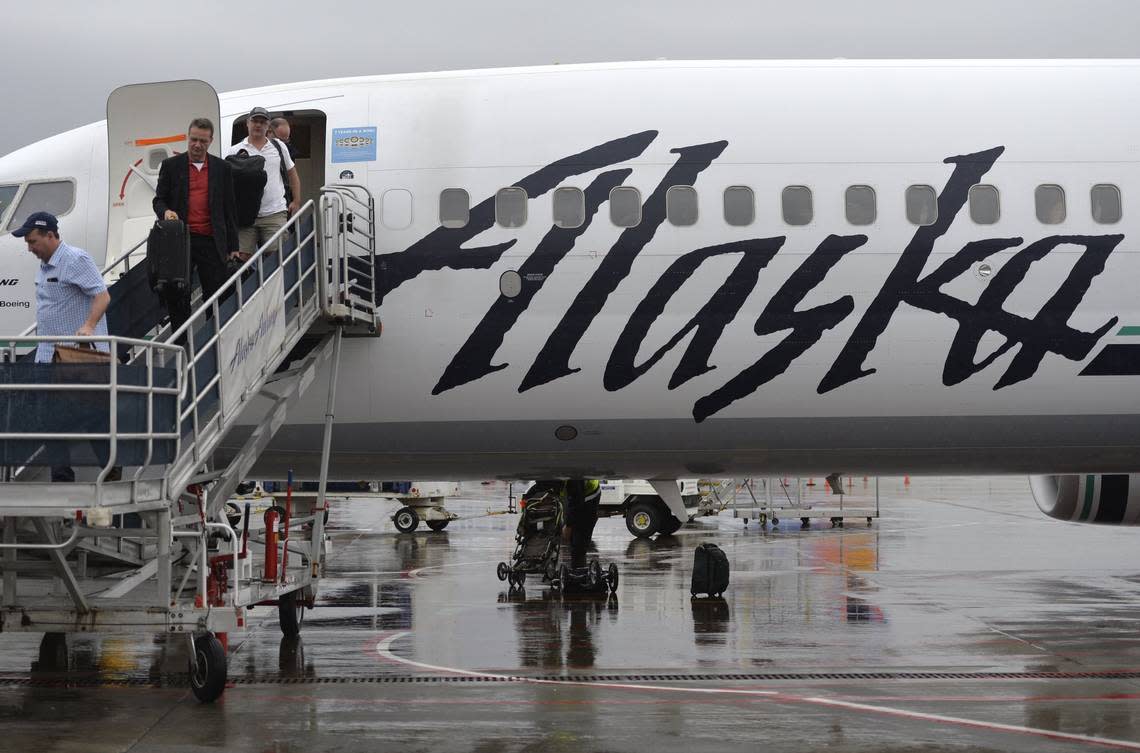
[146,219,191,294]
[691,543,729,597]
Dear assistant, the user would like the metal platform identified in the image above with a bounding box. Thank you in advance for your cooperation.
[715,477,881,527]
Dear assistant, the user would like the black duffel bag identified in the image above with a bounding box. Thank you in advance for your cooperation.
[225,151,267,228]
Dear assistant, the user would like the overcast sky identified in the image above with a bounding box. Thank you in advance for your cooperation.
[3,0,1138,156]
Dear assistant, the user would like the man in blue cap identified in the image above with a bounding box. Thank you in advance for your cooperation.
[14,212,110,365]
[14,212,115,482]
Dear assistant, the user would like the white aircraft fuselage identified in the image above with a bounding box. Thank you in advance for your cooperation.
[0,60,1137,480]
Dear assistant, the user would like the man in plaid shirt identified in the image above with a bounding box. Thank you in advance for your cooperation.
[14,212,114,482]
[14,212,110,364]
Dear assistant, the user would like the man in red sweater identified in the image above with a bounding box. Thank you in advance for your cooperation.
[153,118,240,332]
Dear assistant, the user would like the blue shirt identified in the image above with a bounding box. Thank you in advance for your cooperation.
[34,242,109,363]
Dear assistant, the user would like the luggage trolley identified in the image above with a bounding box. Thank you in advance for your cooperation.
[0,181,381,702]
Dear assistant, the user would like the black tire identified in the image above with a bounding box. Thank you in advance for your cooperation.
[801,517,810,528]
[516,571,526,587]
[590,559,603,586]
[771,518,779,526]
[625,498,662,538]
[393,507,419,533]
[607,563,619,592]
[189,632,227,703]
[36,632,67,671]
[659,514,684,536]
[279,592,303,639]
[426,519,449,532]
[497,562,509,581]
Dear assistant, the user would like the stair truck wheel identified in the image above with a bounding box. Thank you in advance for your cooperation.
[279,591,303,639]
[393,507,419,533]
[625,498,662,538]
[189,632,227,703]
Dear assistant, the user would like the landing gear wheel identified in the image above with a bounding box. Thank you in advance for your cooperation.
[659,515,683,536]
[278,591,303,639]
[394,507,419,533]
[625,499,662,538]
[426,519,449,532]
[606,563,619,592]
[497,562,510,581]
[189,632,227,703]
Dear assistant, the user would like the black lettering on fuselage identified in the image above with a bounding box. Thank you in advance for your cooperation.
[604,238,785,392]
[519,140,730,392]
[693,234,866,422]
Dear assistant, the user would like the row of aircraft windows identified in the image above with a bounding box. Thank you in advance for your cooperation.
[439,183,1125,230]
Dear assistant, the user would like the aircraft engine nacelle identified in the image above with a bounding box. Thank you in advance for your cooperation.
[1030,474,1140,525]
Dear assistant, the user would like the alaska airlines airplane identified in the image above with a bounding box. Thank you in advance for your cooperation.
[0,60,1137,526]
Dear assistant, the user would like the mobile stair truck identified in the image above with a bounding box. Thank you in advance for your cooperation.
[0,81,381,702]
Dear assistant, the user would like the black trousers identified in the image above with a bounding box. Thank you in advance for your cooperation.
[564,482,600,568]
[162,234,229,334]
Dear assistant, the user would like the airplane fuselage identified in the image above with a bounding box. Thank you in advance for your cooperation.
[1,60,1137,478]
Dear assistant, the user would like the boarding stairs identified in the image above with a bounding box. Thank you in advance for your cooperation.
[0,185,379,673]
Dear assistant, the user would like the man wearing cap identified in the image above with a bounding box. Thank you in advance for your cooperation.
[16,212,110,365]
[153,117,240,332]
[15,211,113,482]
[226,107,301,259]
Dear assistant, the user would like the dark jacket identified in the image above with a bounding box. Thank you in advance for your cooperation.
[152,153,239,260]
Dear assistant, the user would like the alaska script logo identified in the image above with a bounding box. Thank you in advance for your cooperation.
[375,132,1122,422]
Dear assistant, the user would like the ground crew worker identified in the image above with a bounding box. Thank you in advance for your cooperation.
[529,479,601,569]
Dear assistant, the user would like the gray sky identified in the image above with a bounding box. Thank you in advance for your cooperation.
[4,0,1138,156]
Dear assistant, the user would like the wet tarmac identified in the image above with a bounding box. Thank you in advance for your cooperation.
[5,477,1140,751]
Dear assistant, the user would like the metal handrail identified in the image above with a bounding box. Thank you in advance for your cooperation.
[0,335,184,501]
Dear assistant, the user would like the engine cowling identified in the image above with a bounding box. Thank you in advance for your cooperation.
[1030,474,1140,524]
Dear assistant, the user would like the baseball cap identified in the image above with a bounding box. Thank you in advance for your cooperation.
[12,211,58,237]
[248,107,270,121]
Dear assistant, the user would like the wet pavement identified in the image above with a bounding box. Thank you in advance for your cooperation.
[5,477,1140,751]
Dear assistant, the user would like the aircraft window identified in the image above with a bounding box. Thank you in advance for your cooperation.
[667,186,698,226]
[1091,184,1122,224]
[147,148,167,172]
[553,187,585,229]
[781,186,813,226]
[1035,184,1066,224]
[6,180,75,231]
[495,187,527,228]
[610,187,642,227]
[723,186,754,226]
[969,184,1000,224]
[845,185,876,226]
[381,189,413,230]
[0,185,18,227]
[905,185,938,226]
[439,188,469,229]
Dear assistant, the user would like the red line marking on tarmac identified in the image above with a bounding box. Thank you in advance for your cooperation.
[375,631,1140,751]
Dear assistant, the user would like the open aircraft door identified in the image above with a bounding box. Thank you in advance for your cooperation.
[106,80,220,264]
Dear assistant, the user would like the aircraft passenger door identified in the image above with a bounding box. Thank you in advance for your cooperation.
[106,80,220,266]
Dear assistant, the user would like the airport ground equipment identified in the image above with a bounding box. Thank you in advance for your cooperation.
[722,477,880,528]
[258,481,463,533]
[0,182,380,703]
[598,479,708,538]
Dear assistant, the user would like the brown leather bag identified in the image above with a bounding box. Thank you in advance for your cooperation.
[53,343,111,364]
